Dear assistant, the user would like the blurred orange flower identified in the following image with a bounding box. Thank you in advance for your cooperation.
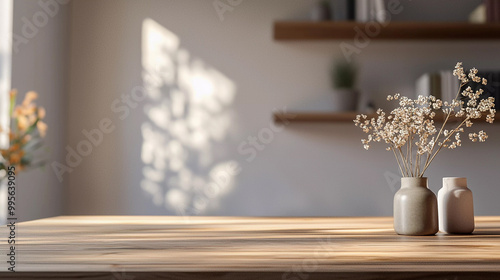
[37,121,48,137]
[0,90,47,173]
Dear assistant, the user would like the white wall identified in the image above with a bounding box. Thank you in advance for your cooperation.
[0,0,13,224]
[11,0,70,222]
[66,0,500,216]
[0,1,12,142]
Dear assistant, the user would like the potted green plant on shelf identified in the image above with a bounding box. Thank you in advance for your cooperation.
[330,59,359,111]
[353,62,495,236]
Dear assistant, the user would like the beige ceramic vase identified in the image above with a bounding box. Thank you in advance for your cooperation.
[393,177,438,236]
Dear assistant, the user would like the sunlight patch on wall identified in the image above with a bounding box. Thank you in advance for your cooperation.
[141,18,237,215]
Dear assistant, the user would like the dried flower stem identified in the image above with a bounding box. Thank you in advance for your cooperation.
[398,147,411,176]
[421,82,466,174]
[420,117,469,175]
[391,147,404,176]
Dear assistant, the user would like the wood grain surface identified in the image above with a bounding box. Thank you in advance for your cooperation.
[2,216,500,279]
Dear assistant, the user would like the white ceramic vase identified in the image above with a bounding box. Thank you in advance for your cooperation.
[393,177,438,236]
[438,177,474,234]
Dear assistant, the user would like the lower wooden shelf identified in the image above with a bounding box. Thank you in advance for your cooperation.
[273,111,364,123]
[273,111,497,124]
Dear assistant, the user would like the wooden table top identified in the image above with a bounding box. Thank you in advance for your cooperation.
[2,216,500,279]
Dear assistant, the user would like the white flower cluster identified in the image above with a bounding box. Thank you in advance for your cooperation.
[354,62,495,177]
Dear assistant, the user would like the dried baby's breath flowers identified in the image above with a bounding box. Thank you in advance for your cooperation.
[354,62,495,177]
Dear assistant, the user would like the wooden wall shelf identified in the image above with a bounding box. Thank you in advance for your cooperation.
[274,111,363,123]
[274,21,500,40]
[273,111,497,124]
